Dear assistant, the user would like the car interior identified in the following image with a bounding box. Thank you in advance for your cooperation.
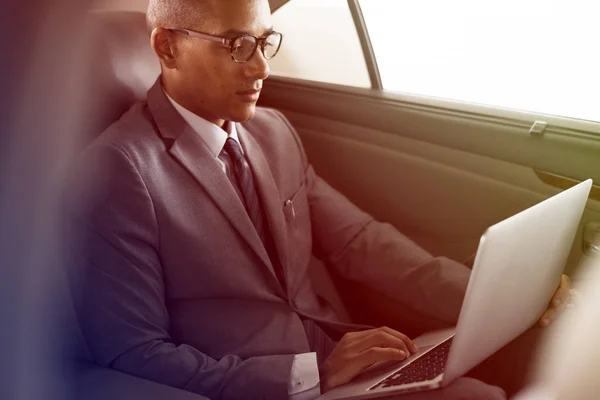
[64,1,600,399]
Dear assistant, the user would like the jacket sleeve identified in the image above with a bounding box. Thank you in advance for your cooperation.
[274,110,471,325]
[66,143,294,400]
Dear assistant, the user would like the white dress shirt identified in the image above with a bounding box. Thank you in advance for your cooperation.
[164,91,321,399]
[165,93,242,173]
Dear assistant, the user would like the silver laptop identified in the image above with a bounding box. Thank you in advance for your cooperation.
[320,179,593,400]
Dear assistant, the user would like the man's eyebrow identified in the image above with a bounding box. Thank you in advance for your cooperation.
[220,26,275,37]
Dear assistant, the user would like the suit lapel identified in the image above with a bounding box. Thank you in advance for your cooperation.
[236,124,290,282]
[146,80,280,288]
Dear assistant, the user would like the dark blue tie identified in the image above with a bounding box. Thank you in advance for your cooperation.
[224,138,336,358]
[223,137,268,248]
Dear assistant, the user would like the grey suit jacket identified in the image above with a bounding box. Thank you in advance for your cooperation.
[68,79,471,400]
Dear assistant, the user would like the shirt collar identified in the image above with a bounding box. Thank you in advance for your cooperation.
[163,90,240,158]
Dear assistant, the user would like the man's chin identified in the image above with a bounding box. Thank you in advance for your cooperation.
[229,103,257,123]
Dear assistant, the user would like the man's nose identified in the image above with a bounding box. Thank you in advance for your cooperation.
[245,46,270,80]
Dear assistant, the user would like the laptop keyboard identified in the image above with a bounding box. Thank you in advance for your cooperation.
[370,338,453,391]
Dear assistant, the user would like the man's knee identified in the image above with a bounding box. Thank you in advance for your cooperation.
[385,378,506,399]
[439,377,507,400]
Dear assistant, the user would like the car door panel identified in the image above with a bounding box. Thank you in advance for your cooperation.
[260,78,600,276]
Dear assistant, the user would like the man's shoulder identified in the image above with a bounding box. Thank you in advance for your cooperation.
[86,100,162,160]
[243,106,293,132]
[243,106,307,168]
[243,106,300,147]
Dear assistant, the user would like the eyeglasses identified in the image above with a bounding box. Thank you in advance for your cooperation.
[166,27,283,63]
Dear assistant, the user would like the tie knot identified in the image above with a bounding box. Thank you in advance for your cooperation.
[224,137,244,162]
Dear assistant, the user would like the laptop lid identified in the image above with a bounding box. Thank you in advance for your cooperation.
[442,179,592,385]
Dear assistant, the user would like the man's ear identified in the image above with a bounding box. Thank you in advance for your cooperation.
[151,28,178,69]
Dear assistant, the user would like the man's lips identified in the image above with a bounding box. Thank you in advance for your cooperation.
[236,88,262,102]
[236,88,261,95]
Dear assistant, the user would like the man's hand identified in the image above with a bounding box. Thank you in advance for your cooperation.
[539,274,578,327]
[319,326,418,393]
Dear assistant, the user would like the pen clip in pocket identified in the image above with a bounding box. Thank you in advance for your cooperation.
[284,199,297,228]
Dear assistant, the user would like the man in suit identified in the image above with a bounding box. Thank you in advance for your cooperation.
[68,0,571,399]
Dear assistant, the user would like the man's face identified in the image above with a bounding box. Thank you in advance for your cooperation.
[169,0,273,124]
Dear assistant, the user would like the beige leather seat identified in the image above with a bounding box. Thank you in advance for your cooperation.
[513,254,600,400]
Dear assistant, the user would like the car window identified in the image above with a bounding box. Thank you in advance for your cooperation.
[269,0,371,88]
[360,0,600,122]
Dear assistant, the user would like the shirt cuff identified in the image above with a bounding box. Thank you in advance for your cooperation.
[288,352,320,399]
